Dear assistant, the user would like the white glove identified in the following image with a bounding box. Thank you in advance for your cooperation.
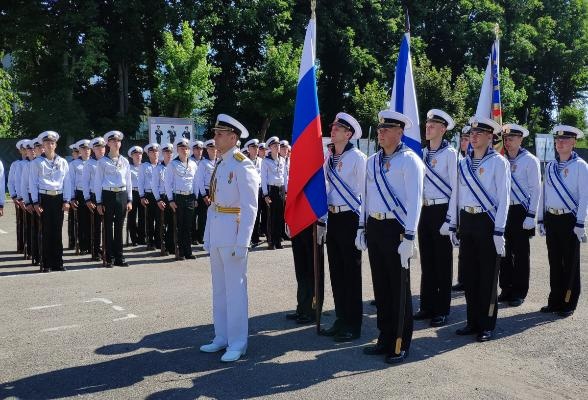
[450,232,460,247]
[439,222,451,236]
[232,246,248,259]
[316,223,327,245]
[522,217,535,230]
[493,235,506,257]
[538,223,546,236]
[203,242,210,253]
[285,224,291,238]
[574,226,586,242]
[354,228,367,251]
[397,239,414,269]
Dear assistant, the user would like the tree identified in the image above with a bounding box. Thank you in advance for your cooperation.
[350,79,389,133]
[0,64,21,137]
[153,21,218,120]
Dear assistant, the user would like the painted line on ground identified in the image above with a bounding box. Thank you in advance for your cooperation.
[27,304,63,310]
[40,324,80,332]
[0,229,8,234]
[84,298,113,304]
[113,313,137,322]
[111,305,125,311]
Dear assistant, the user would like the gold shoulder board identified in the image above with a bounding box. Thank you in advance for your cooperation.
[233,152,246,162]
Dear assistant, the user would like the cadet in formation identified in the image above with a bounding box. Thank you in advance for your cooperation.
[190,140,204,244]
[244,138,263,246]
[70,139,92,254]
[139,143,161,251]
[195,139,217,246]
[7,140,27,252]
[84,137,106,261]
[261,136,288,249]
[152,143,174,255]
[452,126,471,292]
[128,145,146,246]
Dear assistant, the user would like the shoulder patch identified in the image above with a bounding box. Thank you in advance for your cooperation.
[234,152,246,162]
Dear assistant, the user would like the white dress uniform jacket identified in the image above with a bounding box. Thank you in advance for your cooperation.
[164,158,198,200]
[82,158,98,201]
[130,162,140,190]
[7,159,22,199]
[151,162,168,201]
[93,155,132,204]
[138,162,157,198]
[19,159,33,204]
[29,155,71,204]
[195,158,216,197]
[455,148,511,233]
[422,140,458,228]
[362,144,425,237]
[506,148,541,217]
[203,147,260,353]
[260,155,288,196]
[325,144,366,212]
[70,158,90,193]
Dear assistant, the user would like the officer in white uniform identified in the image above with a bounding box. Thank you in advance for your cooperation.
[93,131,133,267]
[70,139,92,254]
[194,139,217,245]
[200,114,260,363]
[319,112,366,340]
[499,124,540,307]
[139,143,160,250]
[165,138,198,259]
[243,138,263,245]
[83,137,106,261]
[261,136,288,249]
[453,116,510,342]
[127,145,145,246]
[358,110,424,364]
[152,143,174,254]
[30,131,71,272]
[414,109,458,327]
[538,125,588,317]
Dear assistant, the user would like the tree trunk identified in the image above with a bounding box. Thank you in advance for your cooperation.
[260,116,271,139]
[173,102,180,118]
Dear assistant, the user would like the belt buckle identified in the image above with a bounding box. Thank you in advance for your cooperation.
[374,212,384,220]
[465,206,474,214]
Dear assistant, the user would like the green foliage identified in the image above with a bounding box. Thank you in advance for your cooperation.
[559,104,587,131]
[0,66,21,137]
[351,79,389,131]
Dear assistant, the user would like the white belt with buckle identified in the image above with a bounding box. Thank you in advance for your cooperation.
[423,198,449,206]
[39,189,62,196]
[462,205,484,214]
[174,190,191,196]
[547,207,571,215]
[144,189,153,193]
[329,204,352,213]
[105,186,126,192]
[132,187,139,191]
[76,186,84,191]
[510,200,521,206]
[369,212,396,220]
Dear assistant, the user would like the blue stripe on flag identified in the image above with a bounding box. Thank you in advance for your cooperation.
[402,135,421,155]
[303,168,328,217]
[292,66,319,144]
[394,35,410,113]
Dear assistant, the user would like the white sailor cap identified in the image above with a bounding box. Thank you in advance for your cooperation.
[23,139,34,149]
[244,138,259,148]
[266,136,280,147]
[461,125,471,136]
[127,145,143,157]
[16,140,26,150]
[161,143,173,152]
[76,139,91,149]
[552,124,584,139]
[331,112,362,140]
[213,114,249,139]
[468,116,501,135]
[258,142,267,150]
[38,130,60,142]
[104,130,124,141]
[90,137,106,147]
[68,143,78,151]
[191,140,204,149]
[279,140,289,147]
[426,109,455,130]
[144,143,160,152]
[175,138,190,149]
[236,140,241,147]
[377,110,413,130]
[502,124,529,138]
[33,137,43,147]
[204,139,215,148]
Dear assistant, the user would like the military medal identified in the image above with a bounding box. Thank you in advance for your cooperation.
[511,163,517,172]
[228,171,234,184]
[338,161,343,172]
[564,168,569,177]
[479,167,484,175]
[431,158,437,167]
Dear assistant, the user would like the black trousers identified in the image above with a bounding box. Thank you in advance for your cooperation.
[367,217,413,354]
[24,210,32,259]
[145,192,159,247]
[459,211,498,331]
[195,194,208,243]
[75,190,91,252]
[174,193,195,257]
[417,204,453,317]
[39,193,64,269]
[499,204,532,300]
[128,190,145,244]
[456,248,465,285]
[251,188,263,244]
[67,203,75,248]
[291,225,324,317]
[545,212,581,312]
[158,195,174,253]
[16,206,24,253]
[102,190,127,263]
[268,185,285,246]
[90,193,102,256]
[326,211,363,333]
[259,188,267,236]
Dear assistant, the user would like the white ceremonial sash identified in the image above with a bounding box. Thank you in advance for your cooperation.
[511,174,530,211]
[459,156,498,222]
[547,161,578,216]
[327,158,361,215]
[373,151,408,227]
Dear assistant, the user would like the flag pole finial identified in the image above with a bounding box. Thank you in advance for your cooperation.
[405,8,410,33]
[311,0,316,19]
[494,23,500,38]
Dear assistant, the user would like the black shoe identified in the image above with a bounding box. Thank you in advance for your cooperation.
[41,267,50,273]
[540,305,558,313]
[296,315,315,324]
[176,256,186,261]
[413,310,432,320]
[363,344,388,355]
[508,298,524,307]
[185,254,196,259]
[333,331,360,342]
[90,255,101,262]
[385,350,408,364]
[51,266,66,272]
[319,325,340,337]
[452,283,464,292]
[456,325,477,335]
[497,292,511,302]
[146,245,155,251]
[558,310,574,318]
[477,330,493,342]
[370,300,377,306]
[285,312,300,320]
[275,243,283,249]
[267,244,275,250]
[430,315,447,327]
[114,260,129,267]
[104,262,113,268]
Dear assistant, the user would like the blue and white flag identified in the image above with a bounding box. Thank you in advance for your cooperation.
[390,33,421,157]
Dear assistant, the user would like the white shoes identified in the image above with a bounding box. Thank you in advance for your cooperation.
[220,348,246,362]
[199,342,227,353]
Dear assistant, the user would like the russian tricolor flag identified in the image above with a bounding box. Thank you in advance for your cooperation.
[390,33,421,157]
[284,17,328,238]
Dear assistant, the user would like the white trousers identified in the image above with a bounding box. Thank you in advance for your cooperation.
[209,247,249,352]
